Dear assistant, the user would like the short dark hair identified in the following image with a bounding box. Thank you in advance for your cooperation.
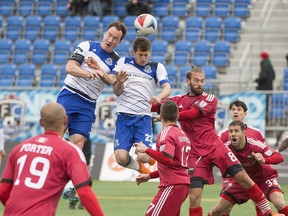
[229,120,245,131]
[229,99,248,112]
[133,37,151,52]
[107,21,127,41]
[186,64,205,79]
[160,100,178,122]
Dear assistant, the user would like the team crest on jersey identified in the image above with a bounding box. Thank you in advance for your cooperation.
[105,58,113,66]
[199,100,207,107]
[264,149,272,156]
[144,65,152,73]
[159,144,165,151]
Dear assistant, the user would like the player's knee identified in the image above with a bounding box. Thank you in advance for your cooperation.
[114,151,129,166]
[189,192,201,207]
[210,205,225,216]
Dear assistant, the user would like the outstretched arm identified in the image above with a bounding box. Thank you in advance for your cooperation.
[277,137,288,152]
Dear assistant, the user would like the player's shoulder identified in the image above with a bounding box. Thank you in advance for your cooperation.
[201,92,217,102]
[247,137,266,149]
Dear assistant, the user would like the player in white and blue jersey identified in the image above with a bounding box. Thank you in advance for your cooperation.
[112,37,171,174]
[57,21,127,150]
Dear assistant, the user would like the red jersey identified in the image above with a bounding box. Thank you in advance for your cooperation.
[226,137,278,182]
[169,92,220,156]
[1,131,91,216]
[156,125,191,187]
[219,125,265,144]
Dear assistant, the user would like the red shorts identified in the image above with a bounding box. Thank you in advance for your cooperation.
[188,141,243,185]
[145,184,189,216]
[220,177,283,204]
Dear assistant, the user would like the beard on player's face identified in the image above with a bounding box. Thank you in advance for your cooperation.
[190,83,203,96]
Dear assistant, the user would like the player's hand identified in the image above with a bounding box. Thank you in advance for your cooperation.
[149,96,160,105]
[89,70,104,79]
[136,174,150,185]
[134,142,148,153]
[115,71,128,83]
[251,152,265,164]
[86,56,101,70]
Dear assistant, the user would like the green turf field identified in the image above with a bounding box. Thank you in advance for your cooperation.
[1,181,287,215]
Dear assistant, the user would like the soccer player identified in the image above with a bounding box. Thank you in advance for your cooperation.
[112,37,171,174]
[0,102,104,216]
[219,99,265,143]
[57,21,127,150]
[276,136,288,152]
[134,100,190,216]
[209,120,288,216]
[0,127,5,167]
[151,64,281,216]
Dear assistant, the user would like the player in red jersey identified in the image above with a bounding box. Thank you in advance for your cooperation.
[209,120,288,216]
[151,64,282,216]
[219,99,265,143]
[134,100,191,216]
[0,102,104,216]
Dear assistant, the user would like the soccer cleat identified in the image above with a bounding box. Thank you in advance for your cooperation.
[148,157,156,166]
[136,159,151,174]
[269,211,285,216]
[62,187,80,203]
[69,200,77,209]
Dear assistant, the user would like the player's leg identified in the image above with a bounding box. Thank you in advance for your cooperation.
[209,197,234,216]
[145,185,189,216]
[114,114,149,173]
[267,184,288,215]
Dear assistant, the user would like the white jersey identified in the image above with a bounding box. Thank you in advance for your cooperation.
[112,57,169,116]
[63,41,119,101]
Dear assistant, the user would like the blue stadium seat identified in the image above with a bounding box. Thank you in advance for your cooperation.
[37,1,53,16]
[18,1,35,16]
[0,63,16,86]
[192,41,211,66]
[161,16,179,42]
[13,39,31,64]
[204,16,223,42]
[83,16,101,41]
[114,40,130,57]
[113,3,126,17]
[64,16,82,41]
[173,40,192,66]
[6,16,24,40]
[153,0,170,17]
[53,40,71,65]
[43,15,61,41]
[0,39,12,63]
[151,40,168,64]
[214,0,232,17]
[212,41,231,67]
[233,0,251,18]
[0,1,15,16]
[58,65,67,86]
[55,2,69,17]
[24,15,42,41]
[17,63,36,86]
[185,17,203,42]
[179,65,191,87]
[223,17,241,43]
[39,64,58,87]
[165,65,178,88]
[195,0,213,17]
[32,39,50,65]
[171,2,187,17]
[123,16,138,41]
[202,65,217,79]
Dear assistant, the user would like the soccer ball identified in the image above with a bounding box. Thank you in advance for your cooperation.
[134,14,157,37]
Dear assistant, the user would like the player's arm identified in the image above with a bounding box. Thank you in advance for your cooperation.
[76,185,104,216]
[178,107,201,121]
[150,83,171,105]
[276,136,288,152]
[0,182,13,206]
[252,151,284,164]
[112,71,128,96]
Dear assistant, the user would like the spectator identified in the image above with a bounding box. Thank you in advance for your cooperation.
[254,51,276,90]
[67,0,89,16]
[126,0,151,16]
[88,0,112,16]
[0,102,104,216]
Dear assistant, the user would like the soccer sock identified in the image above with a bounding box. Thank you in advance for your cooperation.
[256,206,264,216]
[246,184,271,216]
[189,207,202,216]
[124,155,139,171]
[279,206,288,215]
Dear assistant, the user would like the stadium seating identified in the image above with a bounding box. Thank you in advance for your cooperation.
[192,41,211,66]
[204,16,223,42]
[123,16,138,41]
[195,0,213,17]
[153,0,170,17]
[52,40,71,65]
[13,39,31,64]
[173,40,192,66]
[5,16,24,40]
[161,15,179,42]
[31,39,50,65]
[24,15,42,41]
[0,64,17,85]
[102,15,120,34]
[0,39,12,63]
[17,63,36,86]
[63,16,82,41]
[37,1,53,16]
[165,65,178,88]
[114,40,130,57]
[17,1,35,16]
[212,41,231,67]
[223,17,241,43]
[214,0,232,17]
[39,64,58,87]
[43,15,61,41]
[0,1,15,16]
[202,65,217,79]
[184,16,203,42]
[151,40,168,64]
[55,2,69,17]
[233,0,251,18]
[83,16,101,41]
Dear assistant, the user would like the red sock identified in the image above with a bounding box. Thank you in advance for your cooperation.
[207,213,211,216]
[246,184,271,216]
[189,207,202,216]
[256,206,265,216]
[279,205,288,215]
